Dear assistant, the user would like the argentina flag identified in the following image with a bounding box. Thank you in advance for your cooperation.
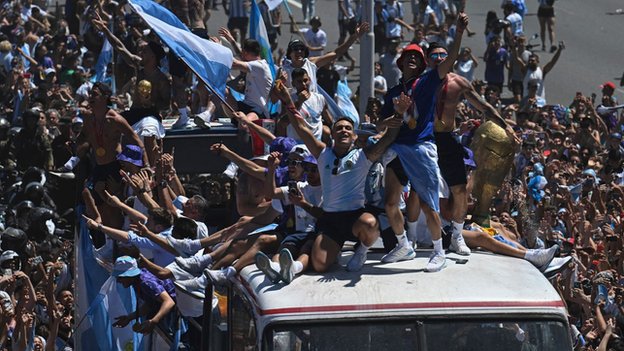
[128,0,233,98]
[249,0,276,78]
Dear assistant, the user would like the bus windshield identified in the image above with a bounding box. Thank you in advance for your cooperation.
[266,318,571,351]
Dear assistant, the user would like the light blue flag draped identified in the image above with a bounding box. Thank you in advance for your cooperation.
[94,37,112,83]
[249,0,276,78]
[128,0,233,98]
[318,85,360,129]
[336,80,360,126]
[76,207,140,351]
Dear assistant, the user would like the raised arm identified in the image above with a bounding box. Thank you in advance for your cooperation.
[364,93,408,161]
[263,152,285,199]
[437,12,468,79]
[543,42,564,76]
[275,81,325,158]
[211,142,266,180]
[218,27,243,57]
[83,214,131,242]
[312,22,370,69]
[91,16,141,68]
[233,111,276,145]
[103,190,149,224]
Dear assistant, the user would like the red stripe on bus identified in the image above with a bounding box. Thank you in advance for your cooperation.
[259,301,566,316]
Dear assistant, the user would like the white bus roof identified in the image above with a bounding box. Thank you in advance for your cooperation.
[235,251,566,322]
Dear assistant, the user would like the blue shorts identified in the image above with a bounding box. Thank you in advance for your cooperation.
[392,141,441,212]
[493,234,517,248]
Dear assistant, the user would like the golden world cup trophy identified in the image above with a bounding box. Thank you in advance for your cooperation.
[137,79,152,102]
[470,121,515,226]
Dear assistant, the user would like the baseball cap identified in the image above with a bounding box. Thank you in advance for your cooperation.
[116,144,144,167]
[290,144,311,159]
[355,123,378,136]
[396,44,425,75]
[269,137,297,155]
[112,256,141,277]
[303,154,317,165]
[601,81,616,90]
[0,251,18,265]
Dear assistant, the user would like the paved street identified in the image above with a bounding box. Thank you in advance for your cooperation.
[205,0,624,106]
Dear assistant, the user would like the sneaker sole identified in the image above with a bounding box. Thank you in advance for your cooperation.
[279,250,294,285]
[425,259,447,272]
[256,253,281,284]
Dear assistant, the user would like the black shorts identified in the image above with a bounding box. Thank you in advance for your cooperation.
[435,132,467,187]
[280,232,315,252]
[227,17,249,35]
[387,156,409,186]
[509,80,524,96]
[317,208,366,247]
[92,160,122,184]
[237,101,267,119]
[537,6,555,18]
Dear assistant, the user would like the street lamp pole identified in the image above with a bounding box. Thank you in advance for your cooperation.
[358,0,374,121]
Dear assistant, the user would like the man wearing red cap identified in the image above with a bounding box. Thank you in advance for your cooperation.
[423,42,518,257]
[377,13,469,272]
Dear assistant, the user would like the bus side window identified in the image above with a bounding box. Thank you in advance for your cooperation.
[231,289,258,351]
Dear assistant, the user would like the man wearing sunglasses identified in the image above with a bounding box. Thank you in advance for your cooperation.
[377,13,469,272]
[422,42,517,259]
[275,78,405,273]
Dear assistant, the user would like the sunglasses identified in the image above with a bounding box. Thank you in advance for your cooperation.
[429,52,448,59]
[332,158,340,175]
[286,159,303,167]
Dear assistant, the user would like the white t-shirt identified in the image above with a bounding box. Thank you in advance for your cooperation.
[506,12,523,36]
[318,147,372,212]
[379,52,401,88]
[523,67,546,101]
[243,59,274,115]
[374,74,388,101]
[282,58,319,93]
[287,92,326,142]
[132,116,166,140]
[301,28,327,57]
[271,181,323,233]
[456,59,476,82]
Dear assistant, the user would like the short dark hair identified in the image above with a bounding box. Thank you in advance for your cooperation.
[148,208,173,228]
[333,117,355,129]
[171,217,198,240]
[426,42,447,56]
[291,67,309,81]
[242,39,261,56]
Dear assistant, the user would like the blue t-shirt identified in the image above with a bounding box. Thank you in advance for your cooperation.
[383,69,441,145]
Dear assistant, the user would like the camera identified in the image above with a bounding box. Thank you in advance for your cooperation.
[287,181,298,196]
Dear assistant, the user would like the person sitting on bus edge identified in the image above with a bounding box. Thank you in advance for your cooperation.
[254,152,323,285]
[274,77,405,273]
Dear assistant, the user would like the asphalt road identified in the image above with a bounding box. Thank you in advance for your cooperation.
[204,0,624,106]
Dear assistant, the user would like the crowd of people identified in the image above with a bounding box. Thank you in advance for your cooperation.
[0,0,622,349]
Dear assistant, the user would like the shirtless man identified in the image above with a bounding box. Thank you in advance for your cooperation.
[77,82,146,227]
[424,42,518,254]
[92,16,171,114]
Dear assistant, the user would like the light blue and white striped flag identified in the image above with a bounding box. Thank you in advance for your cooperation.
[249,0,276,79]
[94,38,112,83]
[129,0,233,98]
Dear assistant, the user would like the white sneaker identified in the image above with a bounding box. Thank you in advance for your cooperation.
[381,244,416,263]
[542,256,573,276]
[205,268,230,286]
[526,245,558,271]
[279,249,295,284]
[175,255,211,274]
[255,252,281,284]
[425,252,446,272]
[450,234,471,256]
[346,250,368,272]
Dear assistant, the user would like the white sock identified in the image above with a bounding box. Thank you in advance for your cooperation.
[523,249,535,260]
[407,221,418,242]
[292,261,303,274]
[270,261,280,272]
[452,221,465,238]
[63,156,80,170]
[396,232,409,247]
[433,238,444,254]
[199,106,207,113]
[224,266,237,278]
[356,242,371,255]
